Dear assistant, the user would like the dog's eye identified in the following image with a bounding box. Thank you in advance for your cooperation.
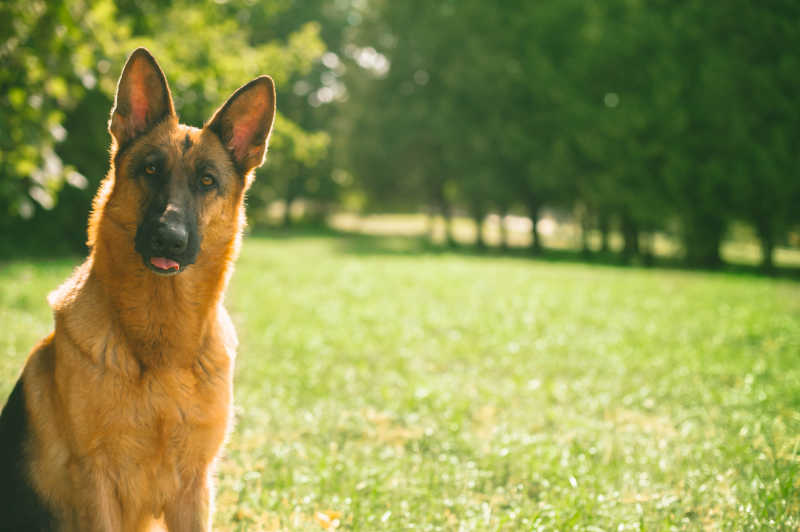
[144,163,157,175]
[199,174,217,190]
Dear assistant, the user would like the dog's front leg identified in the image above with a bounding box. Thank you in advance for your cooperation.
[163,473,213,532]
[78,470,124,532]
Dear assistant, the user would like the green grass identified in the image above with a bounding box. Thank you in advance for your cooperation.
[2,234,799,530]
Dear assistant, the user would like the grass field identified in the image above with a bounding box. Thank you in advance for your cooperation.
[1,234,799,530]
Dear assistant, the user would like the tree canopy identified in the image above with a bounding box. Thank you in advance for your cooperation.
[1,0,798,269]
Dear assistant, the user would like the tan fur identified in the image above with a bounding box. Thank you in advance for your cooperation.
[13,50,274,531]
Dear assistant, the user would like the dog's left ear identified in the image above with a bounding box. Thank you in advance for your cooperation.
[109,48,175,148]
[206,76,276,176]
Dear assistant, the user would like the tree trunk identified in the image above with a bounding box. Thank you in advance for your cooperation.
[442,201,456,247]
[527,200,542,255]
[681,211,725,268]
[684,237,723,268]
[621,212,639,264]
[283,198,293,227]
[598,212,610,253]
[641,231,654,267]
[472,206,486,251]
[498,208,509,251]
[755,218,775,273]
[580,208,591,258]
[431,178,456,247]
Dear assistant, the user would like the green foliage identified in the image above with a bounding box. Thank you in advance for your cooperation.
[2,1,798,268]
[341,1,800,267]
[0,0,115,221]
[2,236,798,529]
[0,0,331,249]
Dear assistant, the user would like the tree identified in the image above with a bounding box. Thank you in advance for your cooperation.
[709,1,800,271]
[0,0,119,250]
[0,0,330,252]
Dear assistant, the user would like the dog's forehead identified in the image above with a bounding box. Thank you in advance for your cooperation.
[172,124,233,166]
[171,125,201,155]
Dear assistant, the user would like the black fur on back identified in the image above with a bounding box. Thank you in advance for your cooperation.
[0,378,55,531]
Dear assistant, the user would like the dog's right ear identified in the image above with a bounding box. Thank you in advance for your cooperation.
[109,48,175,148]
[206,76,276,177]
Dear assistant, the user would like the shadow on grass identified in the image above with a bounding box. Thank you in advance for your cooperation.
[4,223,796,280]
[249,224,800,281]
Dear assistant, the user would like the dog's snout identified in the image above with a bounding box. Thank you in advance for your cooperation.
[151,222,188,255]
[134,187,200,271]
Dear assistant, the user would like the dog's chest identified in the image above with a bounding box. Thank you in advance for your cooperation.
[140,364,230,449]
[78,357,233,505]
[119,363,230,462]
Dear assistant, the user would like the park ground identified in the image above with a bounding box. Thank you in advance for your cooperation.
[1,232,798,530]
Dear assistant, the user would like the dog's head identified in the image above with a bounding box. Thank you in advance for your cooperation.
[95,48,275,276]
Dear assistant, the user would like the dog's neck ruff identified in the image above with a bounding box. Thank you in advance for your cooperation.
[49,225,238,373]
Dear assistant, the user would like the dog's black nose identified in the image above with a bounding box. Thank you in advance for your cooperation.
[151,223,188,255]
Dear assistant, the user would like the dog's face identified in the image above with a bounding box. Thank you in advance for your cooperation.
[100,48,275,276]
[118,122,242,276]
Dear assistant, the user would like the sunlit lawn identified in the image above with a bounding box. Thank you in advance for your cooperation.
[1,234,799,530]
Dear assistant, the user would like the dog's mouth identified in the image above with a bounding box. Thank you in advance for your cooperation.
[135,220,199,277]
[146,256,184,276]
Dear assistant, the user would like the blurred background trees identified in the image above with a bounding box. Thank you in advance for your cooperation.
[1,0,798,270]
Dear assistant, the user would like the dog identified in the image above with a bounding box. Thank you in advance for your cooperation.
[0,48,275,531]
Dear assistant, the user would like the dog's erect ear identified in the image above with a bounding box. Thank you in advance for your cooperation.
[206,76,276,175]
[109,48,175,148]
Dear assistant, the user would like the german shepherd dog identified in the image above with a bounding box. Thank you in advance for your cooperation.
[0,48,275,531]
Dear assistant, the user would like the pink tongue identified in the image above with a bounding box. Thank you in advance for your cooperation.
[150,257,180,271]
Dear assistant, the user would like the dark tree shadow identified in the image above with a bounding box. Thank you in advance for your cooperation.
[248,225,800,281]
